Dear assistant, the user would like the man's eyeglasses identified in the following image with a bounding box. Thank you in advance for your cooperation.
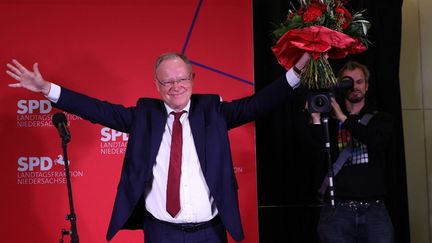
[156,74,193,87]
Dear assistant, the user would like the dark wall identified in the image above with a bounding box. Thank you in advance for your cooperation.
[253,0,410,242]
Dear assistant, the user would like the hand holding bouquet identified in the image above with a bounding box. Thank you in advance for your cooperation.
[272,0,370,89]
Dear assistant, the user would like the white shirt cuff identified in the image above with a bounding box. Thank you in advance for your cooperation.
[45,83,61,103]
[286,68,301,89]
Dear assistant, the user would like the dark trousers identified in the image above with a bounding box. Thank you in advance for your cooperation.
[317,201,394,243]
[143,213,228,243]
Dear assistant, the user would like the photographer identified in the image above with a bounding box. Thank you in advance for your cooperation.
[307,61,395,243]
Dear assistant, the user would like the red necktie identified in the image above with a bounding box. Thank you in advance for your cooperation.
[166,111,185,217]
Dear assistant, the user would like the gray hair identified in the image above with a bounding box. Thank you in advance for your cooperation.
[154,52,192,73]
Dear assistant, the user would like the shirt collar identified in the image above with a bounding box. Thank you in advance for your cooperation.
[164,100,191,115]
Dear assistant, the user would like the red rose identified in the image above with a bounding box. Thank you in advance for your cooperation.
[335,6,352,29]
[303,4,323,23]
[310,0,328,11]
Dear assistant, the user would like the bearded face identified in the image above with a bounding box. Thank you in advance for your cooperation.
[343,68,368,104]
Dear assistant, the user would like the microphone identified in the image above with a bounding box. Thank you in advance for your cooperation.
[52,112,71,143]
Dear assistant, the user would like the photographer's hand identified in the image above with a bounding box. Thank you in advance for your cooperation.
[305,101,321,124]
[331,98,347,123]
[311,112,321,124]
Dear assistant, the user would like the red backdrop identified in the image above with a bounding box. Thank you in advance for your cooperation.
[0,0,256,242]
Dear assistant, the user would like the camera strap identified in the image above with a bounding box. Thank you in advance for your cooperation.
[359,110,378,126]
[317,110,378,200]
[318,141,353,198]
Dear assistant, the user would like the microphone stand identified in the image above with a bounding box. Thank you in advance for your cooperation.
[321,116,335,208]
[58,137,79,243]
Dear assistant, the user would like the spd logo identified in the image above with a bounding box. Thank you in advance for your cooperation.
[17,100,52,114]
[100,127,129,141]
[17,155,70,172]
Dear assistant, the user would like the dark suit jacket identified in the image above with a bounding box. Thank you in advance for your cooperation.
[53,75,294,241]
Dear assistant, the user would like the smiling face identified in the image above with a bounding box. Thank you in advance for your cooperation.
[154,55,194,111]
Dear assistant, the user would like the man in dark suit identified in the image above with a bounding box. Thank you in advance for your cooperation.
[6,52,309,242]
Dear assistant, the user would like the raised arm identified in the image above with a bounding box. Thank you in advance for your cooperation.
[6,59,136,132]
[6,59,51,95]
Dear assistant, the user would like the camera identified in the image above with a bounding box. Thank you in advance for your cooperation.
[307,76,354,113]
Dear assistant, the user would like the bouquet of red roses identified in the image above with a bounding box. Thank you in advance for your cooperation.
[272,0,370,89]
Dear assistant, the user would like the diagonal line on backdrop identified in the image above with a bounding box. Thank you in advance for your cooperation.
[182,0,204,54]
[182,0,254,87]
[191,60,254,86]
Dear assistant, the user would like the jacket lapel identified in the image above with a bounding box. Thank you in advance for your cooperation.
[189,103,206,173]
[149,105,167,166]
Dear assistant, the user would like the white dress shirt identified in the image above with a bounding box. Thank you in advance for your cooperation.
[145,102,218,223]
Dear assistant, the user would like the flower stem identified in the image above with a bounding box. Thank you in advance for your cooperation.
[301,54,337,89]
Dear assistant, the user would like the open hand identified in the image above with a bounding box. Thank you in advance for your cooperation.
[6,59,51,95]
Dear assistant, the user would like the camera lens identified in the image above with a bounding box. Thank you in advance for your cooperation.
[307,92,332,113]
[314,96,327,107]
